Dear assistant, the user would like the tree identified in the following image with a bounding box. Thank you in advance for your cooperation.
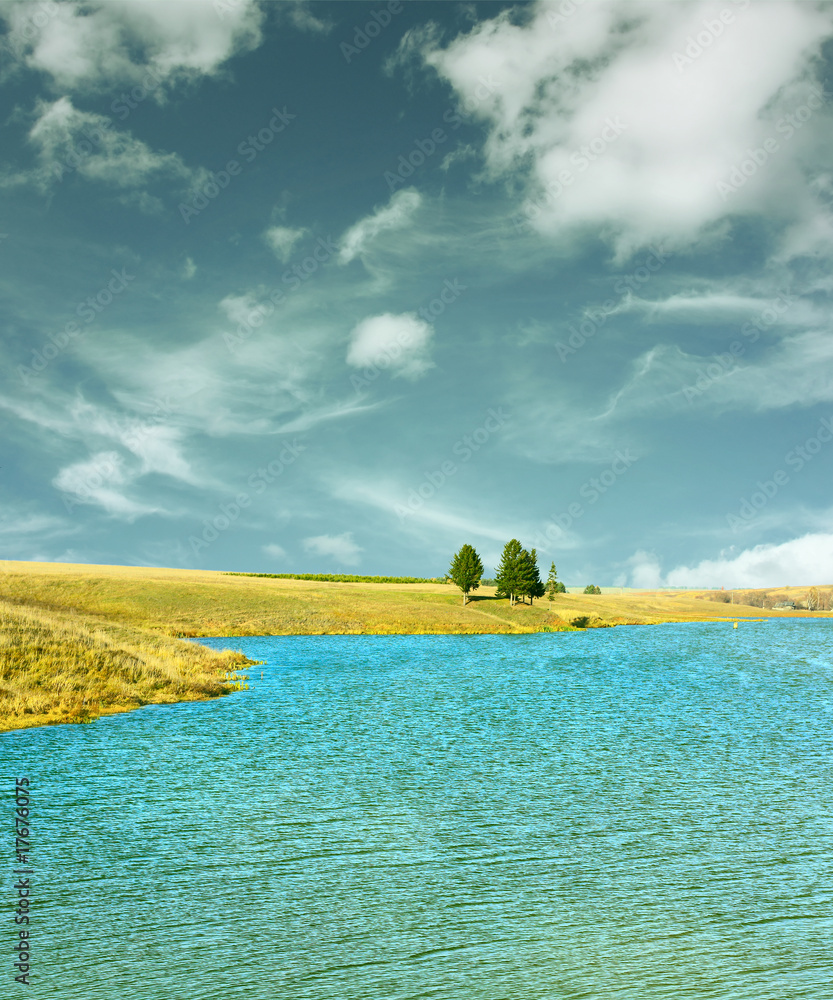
[518,547,545,604]
[808,586,820,611]
[448,544,484,605]
[496,541,544,605]
[495,538,523,605]
[584,584,601,595]
[546,562,560,601]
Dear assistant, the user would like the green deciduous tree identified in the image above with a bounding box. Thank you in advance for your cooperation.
[448,544,484,605]
[583,584,601,594]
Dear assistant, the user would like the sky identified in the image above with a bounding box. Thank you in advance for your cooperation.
[1,0,833,587]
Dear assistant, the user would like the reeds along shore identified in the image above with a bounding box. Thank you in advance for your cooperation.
[0,559,828,733]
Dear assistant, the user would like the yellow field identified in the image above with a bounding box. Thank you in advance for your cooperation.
[1,559,829,733]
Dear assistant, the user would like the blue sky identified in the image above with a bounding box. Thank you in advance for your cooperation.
[1,0,833,587]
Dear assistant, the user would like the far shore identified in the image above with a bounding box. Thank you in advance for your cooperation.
[1,559,829,733]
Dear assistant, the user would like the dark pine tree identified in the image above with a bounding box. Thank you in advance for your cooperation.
[517,547,545,604]
[546,561,559,601]
[494,538,523,605]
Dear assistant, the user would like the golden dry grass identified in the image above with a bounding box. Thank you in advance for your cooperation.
[1,560,828,733]
[0,596,252,733]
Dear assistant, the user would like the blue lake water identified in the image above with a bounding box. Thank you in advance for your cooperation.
[2,620,833,999]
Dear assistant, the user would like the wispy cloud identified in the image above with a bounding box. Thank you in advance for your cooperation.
[263,225,307,263]
[339,189,422,264]
[9,97,206,197]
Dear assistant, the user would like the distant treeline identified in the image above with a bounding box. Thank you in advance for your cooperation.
[224,572,444,584]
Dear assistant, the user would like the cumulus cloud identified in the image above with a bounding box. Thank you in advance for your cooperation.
[302,531,363,566]
[1,0,264,93]
[339,189,422,264]
[661,533,833,588]
[263,542,287,559]
[346,313,435,380]
[263,225,306,263]
[410,0,833,258]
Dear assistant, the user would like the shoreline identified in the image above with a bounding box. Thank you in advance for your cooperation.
[1,559,829,734]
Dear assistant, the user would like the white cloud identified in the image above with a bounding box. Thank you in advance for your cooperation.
[183,256,197,279]
[302,531,363,566]
[347,313,434,380]
[263,542,287,559]
[512,323,833,468]
[0,389,211,512]
[263,225,306,263]
[1,0,264,93]
[662,533,833,588]
[285,2,332,35]
[606,330,833,417]
[22,97,205,193]
[625,550,663,589]
[412,0,833,259]
[52,451,159,520]
[339,189,422,264]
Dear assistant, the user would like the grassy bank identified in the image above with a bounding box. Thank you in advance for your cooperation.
[2,560,828,636]
[1,559,829,732]
[0,596,252,733]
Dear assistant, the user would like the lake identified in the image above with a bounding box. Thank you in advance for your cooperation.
[2,620,832,999]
